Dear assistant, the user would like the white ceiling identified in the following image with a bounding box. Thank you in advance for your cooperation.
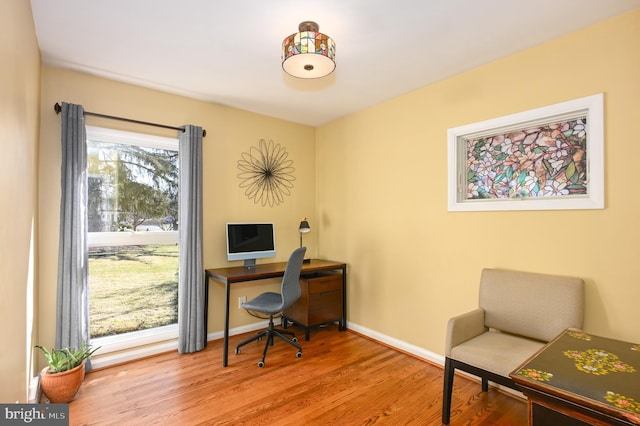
[30,0,640,127]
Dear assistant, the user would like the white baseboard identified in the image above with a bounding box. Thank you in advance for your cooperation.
[346,321,445,366]
[347,322,523,398]
[204,320,270,342]
[29,375,41,403]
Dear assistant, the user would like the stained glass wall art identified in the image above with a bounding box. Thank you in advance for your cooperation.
[447,94,604,211]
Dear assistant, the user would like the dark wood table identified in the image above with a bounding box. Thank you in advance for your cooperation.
[511,329,640,425]
[204,259,347,367]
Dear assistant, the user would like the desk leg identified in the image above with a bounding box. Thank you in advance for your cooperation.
[223,281,230,367]
[203,274,210,348]
[340,267,347,331]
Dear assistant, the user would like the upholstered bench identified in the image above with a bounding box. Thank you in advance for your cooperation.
[442,268,585,424]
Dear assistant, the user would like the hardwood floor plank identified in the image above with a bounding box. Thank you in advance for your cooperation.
[68,325,526,425]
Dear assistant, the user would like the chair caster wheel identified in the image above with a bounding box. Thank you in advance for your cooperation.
[296,351,302,358]
[258,360,265,368]
[292,336,298,343]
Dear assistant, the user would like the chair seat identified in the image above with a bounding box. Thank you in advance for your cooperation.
[241,292,283,314]
[450,330,545,377]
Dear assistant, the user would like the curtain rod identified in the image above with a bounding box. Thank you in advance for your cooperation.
[54,102,206,137]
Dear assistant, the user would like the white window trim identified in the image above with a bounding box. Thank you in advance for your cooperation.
[88,230,178,247]
[90,325,179,370]
[93,324,179,353]
[86,125,178,150]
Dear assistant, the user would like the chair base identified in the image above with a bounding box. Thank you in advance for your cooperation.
[235,315,302,367]
[442,357,521,425]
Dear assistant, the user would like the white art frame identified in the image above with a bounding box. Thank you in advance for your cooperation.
[447,93,604,212]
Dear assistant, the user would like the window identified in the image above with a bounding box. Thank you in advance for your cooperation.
[86,127,179,353]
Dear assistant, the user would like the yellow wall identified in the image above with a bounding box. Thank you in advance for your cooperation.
[37,68,317,362]
[0,0,41,402]
[4,1,640,404]
[317,9,640,353]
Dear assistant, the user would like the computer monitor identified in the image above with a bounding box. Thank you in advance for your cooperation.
[226,222,276,267]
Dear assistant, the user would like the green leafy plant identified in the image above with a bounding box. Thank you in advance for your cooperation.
[36,342,100,373]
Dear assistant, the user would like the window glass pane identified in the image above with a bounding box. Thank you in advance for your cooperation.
[87,140,178,233]
[89,244,178,338]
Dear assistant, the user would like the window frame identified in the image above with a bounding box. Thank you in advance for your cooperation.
[86,126,179,357]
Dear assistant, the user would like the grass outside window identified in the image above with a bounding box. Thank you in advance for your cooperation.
[88,244,179,338]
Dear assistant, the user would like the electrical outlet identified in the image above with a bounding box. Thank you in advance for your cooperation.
[238,296,246,309]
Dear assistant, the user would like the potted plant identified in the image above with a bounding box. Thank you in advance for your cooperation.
[36,342,100,403]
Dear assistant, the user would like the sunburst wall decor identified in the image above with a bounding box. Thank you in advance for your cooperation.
[237,139,295,207]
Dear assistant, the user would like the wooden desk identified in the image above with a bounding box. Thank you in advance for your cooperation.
[205,259,347,367]
[510,329,640,425]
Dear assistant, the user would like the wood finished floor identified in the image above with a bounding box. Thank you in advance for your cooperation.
[68,325,526,425]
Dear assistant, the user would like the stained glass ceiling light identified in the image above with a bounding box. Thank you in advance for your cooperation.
[282,21,335,79]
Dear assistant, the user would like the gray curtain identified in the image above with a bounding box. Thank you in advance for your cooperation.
[56,102,91,367]
[178,125,205,353]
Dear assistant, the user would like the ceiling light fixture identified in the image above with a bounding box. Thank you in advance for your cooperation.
[282,21,335,79]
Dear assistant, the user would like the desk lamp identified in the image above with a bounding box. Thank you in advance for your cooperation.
[298,218,311,262]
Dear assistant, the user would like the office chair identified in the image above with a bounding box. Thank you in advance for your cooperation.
[235,246,307,367]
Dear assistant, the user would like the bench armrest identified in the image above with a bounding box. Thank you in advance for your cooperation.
[445,308,488,356]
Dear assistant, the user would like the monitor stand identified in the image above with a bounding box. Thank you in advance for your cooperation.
[243,259,256,268]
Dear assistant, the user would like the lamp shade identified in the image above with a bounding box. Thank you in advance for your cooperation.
[299,219,311,233]
[282,21,335,79]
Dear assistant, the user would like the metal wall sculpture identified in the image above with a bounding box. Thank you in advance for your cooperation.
[237,139,295,207]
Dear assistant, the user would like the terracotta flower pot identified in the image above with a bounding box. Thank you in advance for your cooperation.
[40,361,85,403]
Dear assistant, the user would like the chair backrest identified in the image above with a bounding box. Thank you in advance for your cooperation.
[280,246,307,310]
[479,268,584,342]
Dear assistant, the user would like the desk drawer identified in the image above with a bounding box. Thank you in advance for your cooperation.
[284,273,343,327]
[308,286,342,324]
[307,274,342,294]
